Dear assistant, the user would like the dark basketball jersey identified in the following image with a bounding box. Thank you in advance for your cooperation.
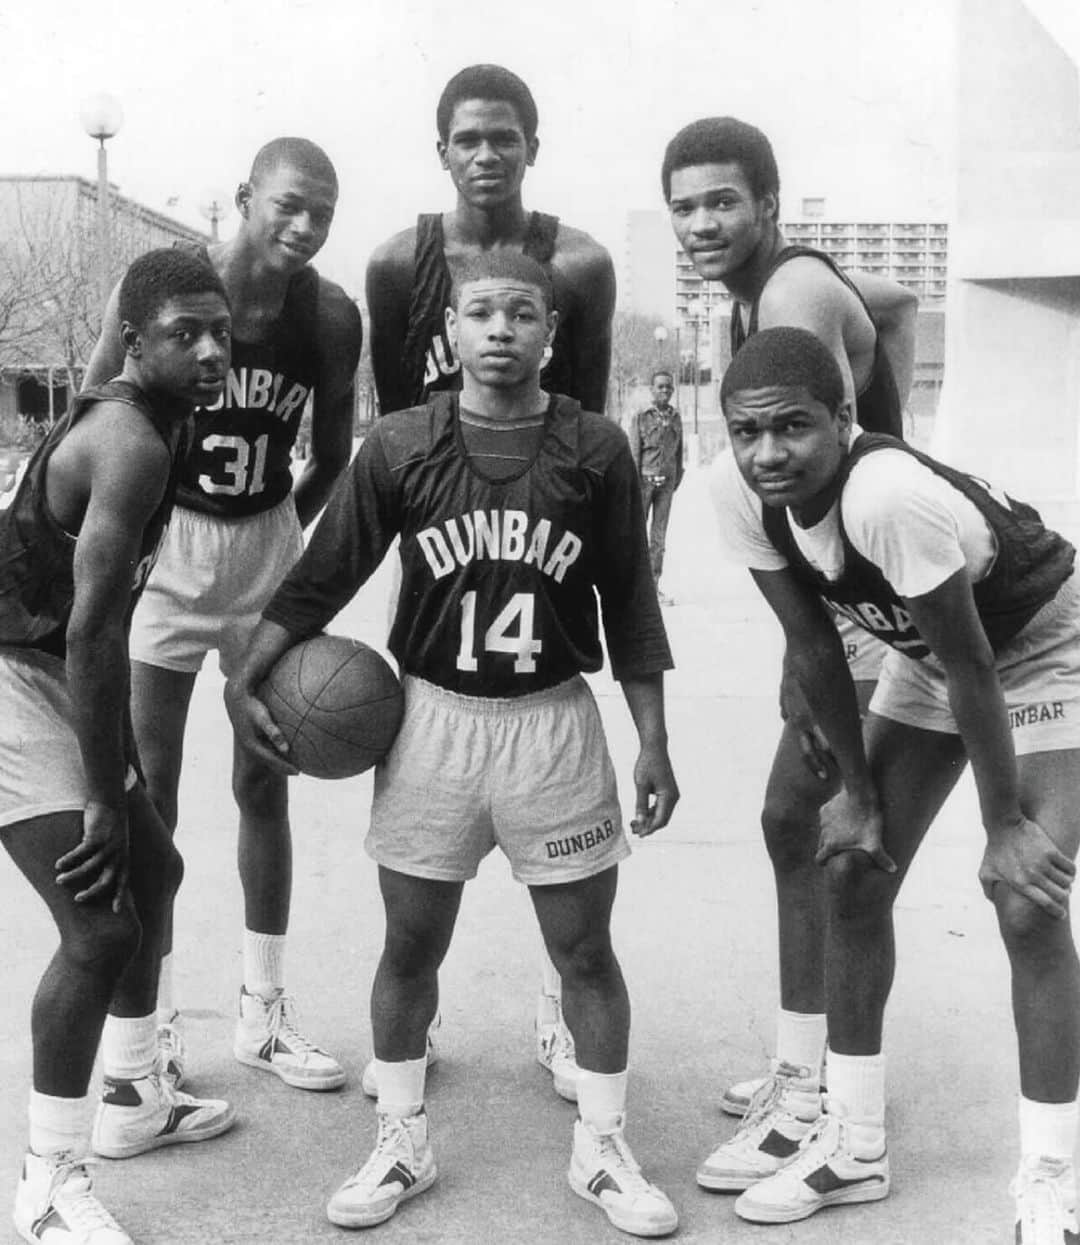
[761,433,1075,658]
[265,393,672,697]
[398,213,579,406]
[175,246,322,518]
[0,380,190,658]
[731,246,903,438]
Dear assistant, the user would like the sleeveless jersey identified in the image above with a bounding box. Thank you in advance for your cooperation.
[399,212,578,405]
[731,246,903,438]
[0,380,190,658]
[761,433,1075,658]
[175,246,321,518]
[265,393,672,697]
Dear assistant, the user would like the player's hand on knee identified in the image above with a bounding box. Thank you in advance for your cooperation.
[223,679,299,775]
[631,745,679,836]
[815,788,896,873]
[978,817,1076,920]
[797,724,837,783]
[55,800,131,912]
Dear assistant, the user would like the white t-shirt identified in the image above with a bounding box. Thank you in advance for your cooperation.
[708,428,998,598]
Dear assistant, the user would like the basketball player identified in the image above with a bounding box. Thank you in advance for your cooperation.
[660,116,920,1185]
[3,249,237,1245]
[365,63,616,1102]
[710,326,1080,1242]
[225,252,679,1237]
[83,139,363,1093]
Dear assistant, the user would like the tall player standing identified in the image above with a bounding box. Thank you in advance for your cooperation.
[84,139,363,1093]
[226,252,679,1237]
[365,64,617,1103]
[659,116,920,1190]
[3,249,236,1245]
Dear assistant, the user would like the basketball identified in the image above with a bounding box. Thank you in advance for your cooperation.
[257,635,404,779]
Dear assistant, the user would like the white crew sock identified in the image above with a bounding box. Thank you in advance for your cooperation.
[775,1009,827,1081]
[28,1091,89,1157]
[1019,1096,1079,1162]
[824,1048,886,1147]
[243,930,286,998]
[374,1057,427,1118]
[577,1068,628,1133]
[156,952,176,1026]
[101,1014,157,1081]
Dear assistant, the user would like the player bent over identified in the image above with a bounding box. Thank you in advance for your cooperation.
[226,252,679,1237]
[1,249,236,1245]
[710,326,1080,1243]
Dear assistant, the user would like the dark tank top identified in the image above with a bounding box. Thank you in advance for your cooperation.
[731,246,903,438]
[399,212,578,406]
[0,380,189,658]
[175,244,321,518]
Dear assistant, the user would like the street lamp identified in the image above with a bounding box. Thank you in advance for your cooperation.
[80,93,123,312]
[198,188,231,242]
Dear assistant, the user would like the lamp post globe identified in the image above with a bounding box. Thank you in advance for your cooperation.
[79,93,123,142]
[80,93,123,313]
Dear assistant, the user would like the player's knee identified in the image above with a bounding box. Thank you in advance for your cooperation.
[550,933,616,986]
[61,903,142,978]
[381,922,444,979]
[761,798,818,871]
[232,761,286,822]
[993,884,1063,954]
[823,851,894,920]
[132,836,184,911]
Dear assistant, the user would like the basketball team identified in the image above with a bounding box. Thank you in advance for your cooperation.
[1,63,1078,1245]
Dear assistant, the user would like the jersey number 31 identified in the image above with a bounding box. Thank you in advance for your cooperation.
[456,591,542,674]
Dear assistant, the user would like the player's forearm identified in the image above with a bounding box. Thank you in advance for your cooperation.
[230,619,300,695]
[291,455,348,528]
[619,672,669,748]
[66,623,130,806]
[944,658,1024,834]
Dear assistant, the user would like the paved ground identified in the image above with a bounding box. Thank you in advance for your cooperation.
[0,461,1038,1244]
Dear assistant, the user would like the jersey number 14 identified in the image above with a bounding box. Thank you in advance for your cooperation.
[456,591,542,674]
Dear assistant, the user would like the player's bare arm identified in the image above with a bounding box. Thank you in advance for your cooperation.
[846,271,918,406]
[224,618,303,775]
[291,278,363,526]
[54,405,174,907]
[552,227,615,412]
[749,565,894,870]
[619,674,678,836]
[901,567,1076,918]
[366,228,418,415]
[81,281,126,388]
[756,260,869,408]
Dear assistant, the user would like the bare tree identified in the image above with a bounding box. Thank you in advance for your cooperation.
[606,310,676,424]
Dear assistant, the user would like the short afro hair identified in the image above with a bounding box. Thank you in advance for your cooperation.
[661,116,779,210]
[249,137,337,188]
[720,327,845,414]
[118,248,229,331]
[450,250,554,312]
[437,64,538,143]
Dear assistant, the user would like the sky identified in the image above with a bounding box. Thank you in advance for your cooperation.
[2,0,1078,298]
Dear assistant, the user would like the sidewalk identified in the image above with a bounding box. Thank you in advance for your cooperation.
[0,463,1020,1243]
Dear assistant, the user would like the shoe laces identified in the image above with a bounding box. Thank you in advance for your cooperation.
[734,1065,813,1143]
[156,1022,185,1070]
[346,1114,416,1191]
[265,992,322,1055]
[591,1129,655,1199]
[47,1156,123,1234]
[779,1111,847,1180]
[545,1020,576,1064]
[1012,1157,1079,1243]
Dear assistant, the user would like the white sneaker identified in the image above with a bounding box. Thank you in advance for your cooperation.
[233,987,345,1091]
[155,1015,185,1091]
[697,1060,821,1191]
[90,1072,235,1159]
[14,1151,131,1244]
[360,1014,441,1099]
[326,1110,437,1228]
[720,1054,828,1117]
[1012,1155,1080,1244]
[734,1104,889,1224]
[536,999,580,1103]
[569,1116,678,1237]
